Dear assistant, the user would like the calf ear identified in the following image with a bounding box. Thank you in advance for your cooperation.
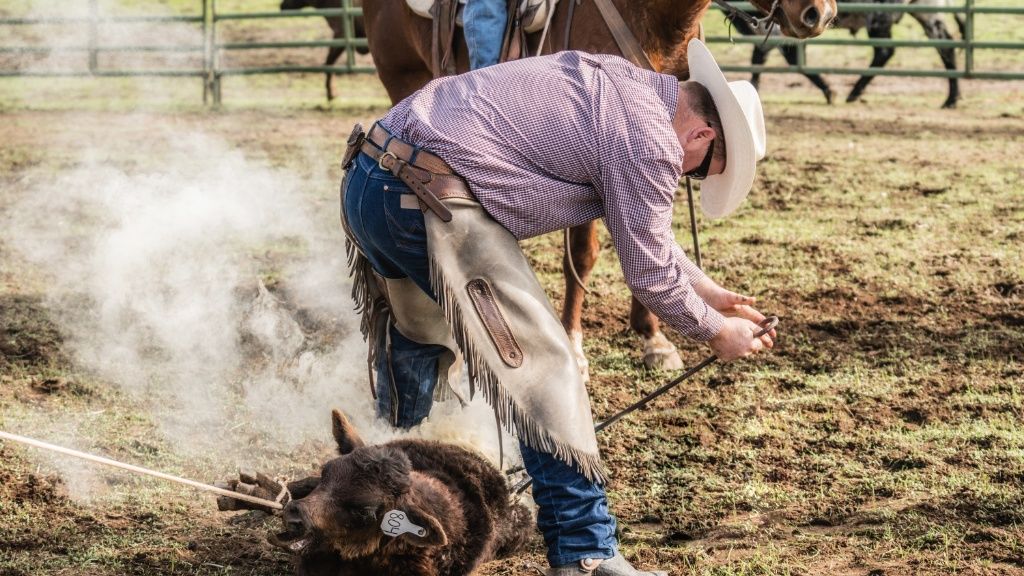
[331,409,366,455]
[398,506,448,548]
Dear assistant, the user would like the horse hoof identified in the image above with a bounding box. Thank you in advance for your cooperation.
[569,331,590,383]
[642,332,684,371]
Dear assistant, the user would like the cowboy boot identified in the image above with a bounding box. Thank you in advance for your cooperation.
[547,552,668,576]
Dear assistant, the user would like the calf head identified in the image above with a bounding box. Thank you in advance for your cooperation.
[275,410,449,559]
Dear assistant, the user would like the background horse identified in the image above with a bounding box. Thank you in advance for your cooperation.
[731,0,964,108]
[362,0,837,379]
[280,0,369,101]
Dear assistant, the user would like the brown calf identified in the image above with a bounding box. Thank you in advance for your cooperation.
[219,409,532,576]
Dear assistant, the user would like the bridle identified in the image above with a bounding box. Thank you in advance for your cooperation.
[711,0,784,38]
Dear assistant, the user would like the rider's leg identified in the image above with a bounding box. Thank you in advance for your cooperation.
[463,0,508,69]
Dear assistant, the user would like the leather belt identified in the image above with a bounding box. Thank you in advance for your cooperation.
[359,123,475,222]
[365,123,454,175]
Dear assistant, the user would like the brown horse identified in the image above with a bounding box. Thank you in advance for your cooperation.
[361,0,835,379]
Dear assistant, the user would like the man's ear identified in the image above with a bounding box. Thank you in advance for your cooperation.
[687,125,715,145]
[332,409,366,455]
[396,505,448,548]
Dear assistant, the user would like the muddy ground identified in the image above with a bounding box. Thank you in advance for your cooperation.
[2,4,1024,575]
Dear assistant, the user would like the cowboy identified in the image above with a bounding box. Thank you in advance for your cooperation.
[339,39,773,576]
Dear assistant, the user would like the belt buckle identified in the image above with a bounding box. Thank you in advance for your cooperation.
[378,151,397,171]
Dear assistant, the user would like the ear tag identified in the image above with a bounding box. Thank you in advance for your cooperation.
[380,510,426,538]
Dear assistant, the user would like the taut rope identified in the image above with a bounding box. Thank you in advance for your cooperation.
[0,430,284,511]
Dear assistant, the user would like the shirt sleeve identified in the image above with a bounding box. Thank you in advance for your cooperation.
[599,157,725,342]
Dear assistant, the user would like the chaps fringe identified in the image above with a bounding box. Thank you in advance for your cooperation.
[346,237,388,394]
[346,235,606,484]
[429,253,607,485]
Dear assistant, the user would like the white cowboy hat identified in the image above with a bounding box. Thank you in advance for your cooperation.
[686,38,767,219]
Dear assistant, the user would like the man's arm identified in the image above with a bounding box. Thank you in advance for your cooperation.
[600,158,772,359]
[600,157,725,341]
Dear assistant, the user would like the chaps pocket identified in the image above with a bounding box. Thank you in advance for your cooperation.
[466,278,524,368]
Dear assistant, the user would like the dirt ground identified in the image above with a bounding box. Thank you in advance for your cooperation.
[1,4,1024,575]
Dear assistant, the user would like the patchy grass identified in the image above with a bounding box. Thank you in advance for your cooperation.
[1,20,1023,576]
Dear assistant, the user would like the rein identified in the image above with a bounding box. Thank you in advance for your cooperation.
[711,0,783,38]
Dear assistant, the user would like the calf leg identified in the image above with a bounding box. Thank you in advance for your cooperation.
[913,13,959,108]
[847,14,897,103]
[562,223,600,382]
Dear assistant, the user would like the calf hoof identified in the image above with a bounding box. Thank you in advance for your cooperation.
[642,332,683,371]
[941,99,957,109]
[569,331,590,383]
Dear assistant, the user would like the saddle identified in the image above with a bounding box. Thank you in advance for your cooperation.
[406,0,561,76]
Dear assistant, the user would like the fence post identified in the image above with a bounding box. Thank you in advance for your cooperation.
[964,0,974,78]
[211,0,222,104]
[88,0,98,73]
[343,0,355,71]
[202,0,210,104]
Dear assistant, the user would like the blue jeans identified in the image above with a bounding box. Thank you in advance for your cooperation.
[463,0,507,69]
[341,138,617,566]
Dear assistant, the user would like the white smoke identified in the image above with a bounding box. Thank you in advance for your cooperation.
[1,0,513,504]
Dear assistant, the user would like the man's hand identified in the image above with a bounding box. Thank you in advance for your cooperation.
[695,277,774,349]
[709,316,765,362]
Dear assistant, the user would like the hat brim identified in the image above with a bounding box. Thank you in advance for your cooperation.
[687,39,758,219]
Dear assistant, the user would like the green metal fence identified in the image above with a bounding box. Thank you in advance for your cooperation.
[0,0,369,104]
[1,0,1021,104]
[708,1,1024,81]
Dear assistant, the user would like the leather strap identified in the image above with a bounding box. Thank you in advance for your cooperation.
[360,143,472,203]
[367,123,454,175]
[359,123,476,222]
[563,0,580,51]
[591,0,654,70]
[430,0,459,76]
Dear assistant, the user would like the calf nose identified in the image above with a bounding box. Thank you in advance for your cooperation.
[282,501,308,532]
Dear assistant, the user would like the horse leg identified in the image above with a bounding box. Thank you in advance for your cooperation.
[781,43,832,104]
[750,43,769,90]
[562,223,600,383]
[847,14,896,103]
[631,298,683,371]
[324,45,345,101]
[913,13,959,108]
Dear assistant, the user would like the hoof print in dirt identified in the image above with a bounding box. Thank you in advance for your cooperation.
[219,409,532,576]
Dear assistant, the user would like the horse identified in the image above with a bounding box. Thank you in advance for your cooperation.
[361,0,837,380]
[732,0,964,108]
[280,0,370,101]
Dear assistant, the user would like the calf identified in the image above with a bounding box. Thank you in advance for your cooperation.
[219,409,532,576]
[731,0,964,108]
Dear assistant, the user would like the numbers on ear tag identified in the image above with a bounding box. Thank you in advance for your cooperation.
[380,509,426,538]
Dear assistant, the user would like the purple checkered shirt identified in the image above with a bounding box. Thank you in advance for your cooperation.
[381,51,725,342]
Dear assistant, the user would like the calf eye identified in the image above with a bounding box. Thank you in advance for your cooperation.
[345,504,378,526]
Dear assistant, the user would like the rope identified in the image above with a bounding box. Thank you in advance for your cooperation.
[0,430,284,511]
[514,316,780,494]
[563,228,591,295]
